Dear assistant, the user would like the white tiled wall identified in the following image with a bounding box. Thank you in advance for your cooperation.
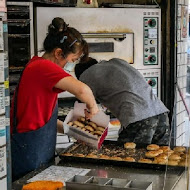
[176,0,189,146]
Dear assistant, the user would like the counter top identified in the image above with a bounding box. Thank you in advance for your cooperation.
[12,156,186,190]
[12,135,188,190]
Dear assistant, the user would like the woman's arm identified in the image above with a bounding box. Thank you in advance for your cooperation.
[57,119,64,133]
[55,76,98,119]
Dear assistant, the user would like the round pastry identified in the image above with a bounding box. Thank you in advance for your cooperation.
[96,126,105,132]
[86,154,98,158]
[72,124,78,128]
[81,128,86,131]
[88,122,97,130]
[145,151,160,158]
[123,157,135,162]
[181,154,188,160]
[168,160,179,166]
[94,131,103,136]
[110,156,123,161]
[157,149,163,154]
[99,155,110,160]
[153,158,168,165]
[138,158,152,164]
[159,146,171,152]
[178,160,188,167]
[168,153,181,161]
[163,149,174,156]
[124,142,136,149]
[67,122,73,126]
[173,146,186,153]
[78,116,85,122]
[85,125,94,132]
[155,153,168,160]
[74,153,85,157]
[73,121,85,128]
[147,144,160,151]
[62,152,73,156]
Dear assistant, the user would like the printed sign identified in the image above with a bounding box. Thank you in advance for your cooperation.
[181,6,188,39]
[0,84,5,114]
[0,53,4,82]
[0,115,5,146]
[0,20,4,51]
[0,146,6,178]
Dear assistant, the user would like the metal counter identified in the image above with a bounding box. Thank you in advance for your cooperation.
[12,156,187,190]
[12,135,188,190]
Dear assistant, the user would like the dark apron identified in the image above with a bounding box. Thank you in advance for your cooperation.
[11,62,58,181]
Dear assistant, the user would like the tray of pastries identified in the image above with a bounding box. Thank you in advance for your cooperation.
[59,140,189,170]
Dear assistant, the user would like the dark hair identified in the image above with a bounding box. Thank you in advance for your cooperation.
[75,57,98,79]
[43,17,88,58]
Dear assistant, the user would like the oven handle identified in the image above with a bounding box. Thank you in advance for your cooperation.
[82,33,127,39]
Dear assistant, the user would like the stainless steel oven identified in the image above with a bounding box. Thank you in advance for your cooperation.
[36,6,161,99]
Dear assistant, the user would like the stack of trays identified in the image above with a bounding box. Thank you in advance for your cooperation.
[66,175,153,190]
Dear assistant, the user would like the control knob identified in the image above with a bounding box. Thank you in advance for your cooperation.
[148,79,156,87]
[148,19,156,27]
[148,55,156,63]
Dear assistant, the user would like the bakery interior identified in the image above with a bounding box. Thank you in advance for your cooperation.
[1,0,190,189]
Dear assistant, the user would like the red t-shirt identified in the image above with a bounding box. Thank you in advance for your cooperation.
[10,56,71,133]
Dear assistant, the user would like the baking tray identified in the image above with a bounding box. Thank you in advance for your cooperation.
[66,175,153,190]
[59,141,187,171]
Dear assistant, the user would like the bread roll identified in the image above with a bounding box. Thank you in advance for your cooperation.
[74,153,85,157]
[81,128,86,131]
[155,153,168,160]
[94,131,103,136]
[173,146,186,153]
[73,121,85,128]
[145,151,160,158]
[67,122,73,126]
[85,125,94,132]
[123,157,135,162]
[157,149,163,154]
[78,116,85,122]
[153,158,168,165]
[97,126,105,132]
[168,160,179,166]
[163,149,174,156]
[159,146,171,152]
[138,158,152,164]
[124,142,136,149]
[86,154,98,158]
[110,156,123,161]
[88,121,97,130]
[62,152,73,156]
[178,160,188,167]
[168,153,181,161]
[99,155,110,160]
[147,144,160,151]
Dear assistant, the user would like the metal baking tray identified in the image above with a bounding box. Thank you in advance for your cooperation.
[59,141,187,171]
[66,175,153,190]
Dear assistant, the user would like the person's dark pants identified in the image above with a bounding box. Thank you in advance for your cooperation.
[118,113,170,145]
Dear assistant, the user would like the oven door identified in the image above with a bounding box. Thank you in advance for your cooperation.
[83,33,134,64]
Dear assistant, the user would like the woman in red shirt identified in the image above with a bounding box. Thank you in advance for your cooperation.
[11,17,98,180]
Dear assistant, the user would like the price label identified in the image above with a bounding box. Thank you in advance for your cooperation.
[0,84,5,114]
[0,146,6,178]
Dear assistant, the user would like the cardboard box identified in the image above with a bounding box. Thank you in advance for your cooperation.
[64,102,110,149]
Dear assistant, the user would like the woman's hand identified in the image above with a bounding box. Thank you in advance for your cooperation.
[85,104,99,120]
